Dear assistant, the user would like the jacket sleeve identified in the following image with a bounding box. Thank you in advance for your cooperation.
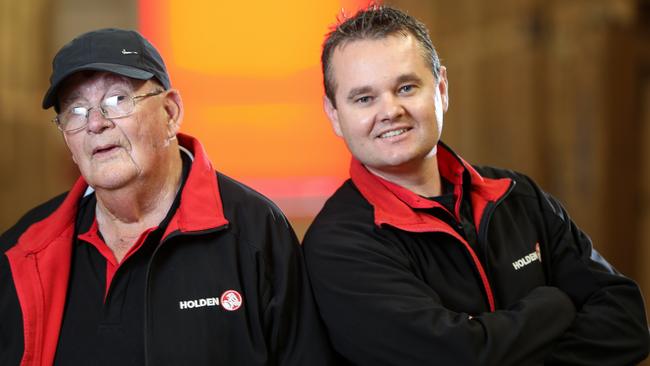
[258,208,341,366]
[538,190,650,365]
[303,221,577,366]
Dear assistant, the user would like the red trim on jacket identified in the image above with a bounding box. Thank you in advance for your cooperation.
[349,144,512,312]
[5,133,228,366]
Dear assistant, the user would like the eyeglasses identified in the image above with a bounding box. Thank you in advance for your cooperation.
[53,90,164,133]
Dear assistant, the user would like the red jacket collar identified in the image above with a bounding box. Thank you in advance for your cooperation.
[350,143,512,233]
[12,132,228,254]
[165,133,229,237]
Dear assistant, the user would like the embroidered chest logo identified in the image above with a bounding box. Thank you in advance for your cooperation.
[512,242,542,270]
[178,289,243,311]
[220,290,243,311]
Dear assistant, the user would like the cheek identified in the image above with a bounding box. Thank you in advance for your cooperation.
[64,138,85,165]
[126,118,161,149]
[412,99,440,133]
[125,121,171,164]
[340,110,374,137]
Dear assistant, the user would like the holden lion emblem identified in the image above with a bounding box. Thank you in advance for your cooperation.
[220,290,243,311]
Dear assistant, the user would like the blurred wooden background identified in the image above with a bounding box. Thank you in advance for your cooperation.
[1,0,648,361]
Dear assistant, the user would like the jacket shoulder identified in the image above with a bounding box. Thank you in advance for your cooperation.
[216,172,286,218]
[303,180,376,246]
[473,165,568,221]
[215,172,297,247]
[312,180,373,224]
[0,192,68,253]
[473,165,541,197]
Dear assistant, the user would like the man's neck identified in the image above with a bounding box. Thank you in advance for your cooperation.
[366,154,442,197]
[94,151,183,262]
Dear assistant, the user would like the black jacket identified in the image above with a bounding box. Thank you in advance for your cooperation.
[303,143,649,366]
[0,134,337,366]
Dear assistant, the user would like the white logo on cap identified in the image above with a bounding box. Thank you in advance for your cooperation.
[121,49,138,55]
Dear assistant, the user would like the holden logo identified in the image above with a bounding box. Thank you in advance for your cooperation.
[220,290,243,311]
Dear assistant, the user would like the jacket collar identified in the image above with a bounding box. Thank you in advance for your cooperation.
[164,133,229,237]
[13,132,228,254]
[349,142,512,233]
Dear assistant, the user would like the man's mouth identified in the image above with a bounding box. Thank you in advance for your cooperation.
[378,128,409,139]
[92,144,120,156]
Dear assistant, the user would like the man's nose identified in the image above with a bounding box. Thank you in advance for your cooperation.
[86,107,113,133]
[378,94,405,122]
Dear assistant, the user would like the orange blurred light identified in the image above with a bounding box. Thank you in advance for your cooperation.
[139,0,374,217]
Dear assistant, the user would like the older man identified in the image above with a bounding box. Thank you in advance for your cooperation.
[0,28,335,365]
[303,5,649,366]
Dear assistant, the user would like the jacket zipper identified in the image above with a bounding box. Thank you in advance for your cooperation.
[447,179,516,313]
[476,180,517,307]
[142,225,228,366]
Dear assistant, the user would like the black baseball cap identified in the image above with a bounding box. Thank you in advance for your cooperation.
[42,28,171,110]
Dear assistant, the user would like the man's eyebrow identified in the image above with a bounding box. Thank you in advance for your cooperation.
[105,76,136,90]
[59,92,84,108]
[396,73,423,85]
[346,86,373,101]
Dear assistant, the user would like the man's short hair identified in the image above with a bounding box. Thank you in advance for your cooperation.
[321,5,441,107]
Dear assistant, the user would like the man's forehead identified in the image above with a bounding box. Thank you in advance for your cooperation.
[63,72,134,91]
[333,33,415,57]
[332,35,420,72]
[59,72,141,101]
[332,36,430,85]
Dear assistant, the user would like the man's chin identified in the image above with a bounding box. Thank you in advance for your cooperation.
[84,171,138,192]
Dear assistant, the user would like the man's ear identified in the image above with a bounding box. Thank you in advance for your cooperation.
[323,96,343,137]
[437,66,449,113]
[163,89,184,137]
